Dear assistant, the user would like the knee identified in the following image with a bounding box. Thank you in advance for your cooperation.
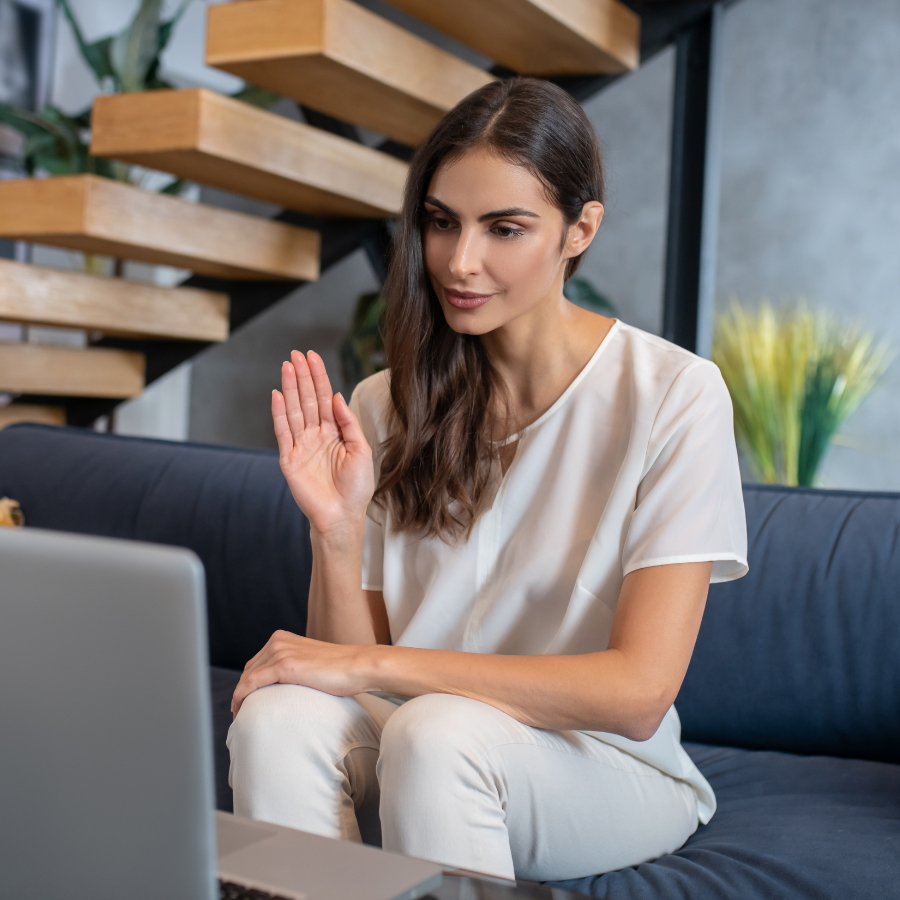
[379,694,499,777]
[228,683,346,759]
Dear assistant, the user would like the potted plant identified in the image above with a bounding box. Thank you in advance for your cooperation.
[713,299,892,486]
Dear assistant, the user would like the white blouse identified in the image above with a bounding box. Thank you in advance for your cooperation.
[349,319,749,824]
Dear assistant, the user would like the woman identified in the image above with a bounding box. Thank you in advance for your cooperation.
[227,77,748,882]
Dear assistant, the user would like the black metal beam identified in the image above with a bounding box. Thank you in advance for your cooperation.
[662,9,714,351]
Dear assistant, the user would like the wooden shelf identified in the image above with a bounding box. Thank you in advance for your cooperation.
[0,342,145,398]
[0,260,228,342]
[91,89,408,218]
[0,404,66,429]
[0,175,320,281]
[206,0,493,146]
[381,0,639,75]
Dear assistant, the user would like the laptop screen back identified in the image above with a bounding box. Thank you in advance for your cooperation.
[0,527,217,900]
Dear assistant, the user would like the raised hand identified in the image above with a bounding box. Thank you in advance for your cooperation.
[272,350,374,536]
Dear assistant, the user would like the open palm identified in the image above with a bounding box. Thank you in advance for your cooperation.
[272,350,374,535]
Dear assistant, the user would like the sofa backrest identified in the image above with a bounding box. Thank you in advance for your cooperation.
[1,425,898,763]
[677,483,900,765]
[0,424,310,672]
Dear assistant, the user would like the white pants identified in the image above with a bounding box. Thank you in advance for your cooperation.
[227,685,699,882]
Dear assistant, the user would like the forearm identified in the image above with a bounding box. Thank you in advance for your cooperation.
[360,645,672,741]
[306,521,380,645]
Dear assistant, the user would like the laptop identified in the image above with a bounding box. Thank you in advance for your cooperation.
[0,526,443,900]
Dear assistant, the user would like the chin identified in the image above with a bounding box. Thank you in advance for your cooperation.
[440,304,496,336]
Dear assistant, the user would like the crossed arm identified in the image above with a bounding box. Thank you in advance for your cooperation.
[231,351,712,742]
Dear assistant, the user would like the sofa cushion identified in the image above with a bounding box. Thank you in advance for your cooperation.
[677,484,900,765]
[210,666,241,813]
[0,424,311,670]
[551,742,900,900]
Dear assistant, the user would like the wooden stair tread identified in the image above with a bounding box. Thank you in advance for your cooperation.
[206,0,494,146]
[381,0,639,76]
[0,259,228,342]
[0,342,145,398]
[0,404,66,429]
[0,175,320,281]
[90,89,407,218]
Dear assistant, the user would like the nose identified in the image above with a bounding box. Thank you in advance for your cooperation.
[448,227,481,280]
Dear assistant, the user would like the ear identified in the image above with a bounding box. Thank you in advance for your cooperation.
[563,201,604,259]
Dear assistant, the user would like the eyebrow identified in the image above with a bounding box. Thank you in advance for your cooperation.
[424,195,540,221]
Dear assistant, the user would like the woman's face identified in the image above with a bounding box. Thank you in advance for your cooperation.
[422,146,602,336]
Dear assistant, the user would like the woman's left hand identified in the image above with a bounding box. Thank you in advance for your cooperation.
[231,630,374,718]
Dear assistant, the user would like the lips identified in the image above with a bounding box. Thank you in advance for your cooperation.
[443,287,494,310]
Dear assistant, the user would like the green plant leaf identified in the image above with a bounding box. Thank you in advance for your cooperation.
[56,0,116,83]
[563,277,617,316]
[231,86,281,109]
[159,178,188,195]
[111,0,163,93]
[0,105,54,138]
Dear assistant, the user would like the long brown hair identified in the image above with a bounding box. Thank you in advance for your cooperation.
[374,77,605,540]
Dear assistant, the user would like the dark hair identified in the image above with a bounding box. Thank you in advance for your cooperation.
[374,76,605,540]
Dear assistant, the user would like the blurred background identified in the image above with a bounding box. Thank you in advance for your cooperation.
[1,0,898,491]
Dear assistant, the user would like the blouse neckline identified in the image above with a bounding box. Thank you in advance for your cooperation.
[495,318,621,448]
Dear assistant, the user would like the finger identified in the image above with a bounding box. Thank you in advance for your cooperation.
[231,666,279,717]
[333,392,371,454]
[306,350,335,426]
[292,350,319,428]
[281,359,304,438]
[271,390,293,458]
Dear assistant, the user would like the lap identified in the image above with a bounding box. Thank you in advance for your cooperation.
[231,688,698,878]
[380,693,699,880]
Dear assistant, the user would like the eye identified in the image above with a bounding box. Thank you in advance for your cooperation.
[493,224,525,239]
[423,212,455,231]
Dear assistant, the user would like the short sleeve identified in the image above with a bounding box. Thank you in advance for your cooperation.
[622,360,748,583]
[349,378,387,592]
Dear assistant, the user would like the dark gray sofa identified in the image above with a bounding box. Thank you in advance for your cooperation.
[1,423,897,900]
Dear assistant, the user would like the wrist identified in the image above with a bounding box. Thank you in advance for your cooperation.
[357,643,395,693]
[310,515,366,554]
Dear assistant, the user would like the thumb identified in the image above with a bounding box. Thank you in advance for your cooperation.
[333,393,370,454]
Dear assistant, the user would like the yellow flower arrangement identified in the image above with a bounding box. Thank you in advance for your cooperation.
[713,300,892,486]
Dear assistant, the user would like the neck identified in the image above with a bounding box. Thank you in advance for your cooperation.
[480,283,613,438]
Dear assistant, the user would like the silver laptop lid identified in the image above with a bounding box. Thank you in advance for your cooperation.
[0,526,217,900]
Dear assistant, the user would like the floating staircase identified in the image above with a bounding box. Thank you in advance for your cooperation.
[90,89,408,218]
[0,175,320,280]
[0,343,144,399]
[380,0,640,75]
[1,0,655,428]
[205,0,495,146]
[0,260,228,341]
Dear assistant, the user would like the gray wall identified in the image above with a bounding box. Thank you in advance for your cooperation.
[189,248,380,449]
[579,47,674,336]
[715,0,900,489]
